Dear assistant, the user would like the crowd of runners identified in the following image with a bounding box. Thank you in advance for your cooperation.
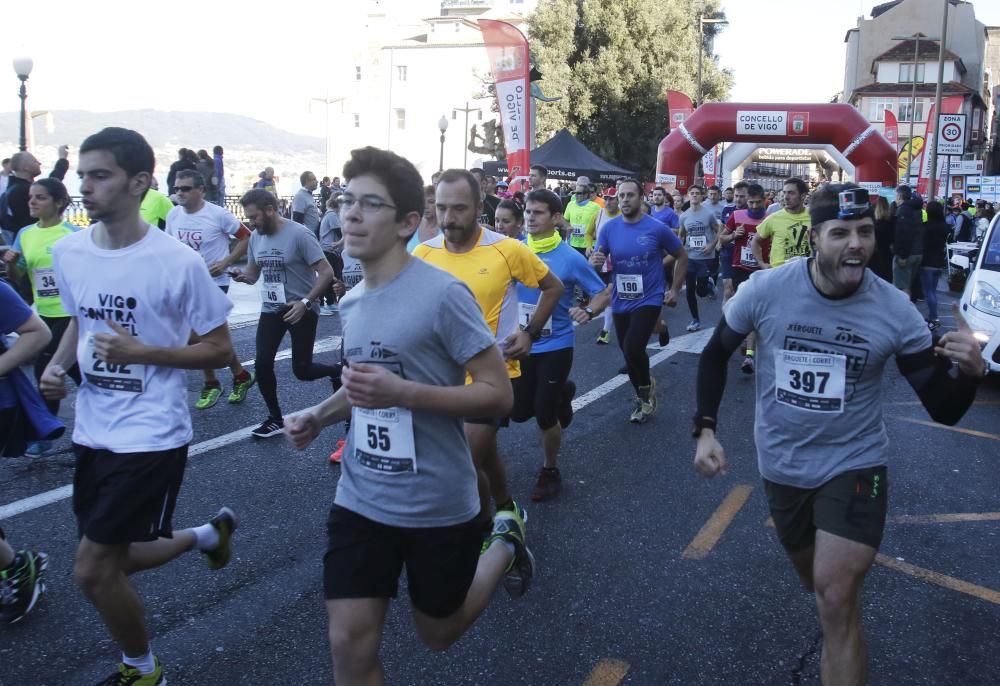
[0,127,991,686]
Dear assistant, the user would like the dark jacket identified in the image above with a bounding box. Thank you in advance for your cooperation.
[167,159,197,192]
[893,198,924,259]
[921,219,950,269]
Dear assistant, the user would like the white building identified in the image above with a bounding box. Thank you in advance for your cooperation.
[321,0,537,182]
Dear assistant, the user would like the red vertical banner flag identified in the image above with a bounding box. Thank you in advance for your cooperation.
[916,95,965,197]
[478,20,531,179]
[667,90,695,132]
[884,110,899,151]
[702,145,718,187]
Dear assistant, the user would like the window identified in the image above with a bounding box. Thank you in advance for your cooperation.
[898,98,926,122]
[868,97,893,122]
[899,63,925,83]
[353,114,360,128]
[395,109,406,130]
[355,66,362,81]
[397,65,407,81]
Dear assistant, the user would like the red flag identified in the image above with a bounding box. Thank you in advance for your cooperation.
[667,90,694,132]
[702,145,717,187]
[478,20,531,179]
[884,110,898,151]
[916,95,965,196]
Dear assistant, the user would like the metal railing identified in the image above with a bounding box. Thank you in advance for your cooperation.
[64,195,302,227]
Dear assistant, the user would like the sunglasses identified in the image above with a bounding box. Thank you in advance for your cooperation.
[175,185,196,192]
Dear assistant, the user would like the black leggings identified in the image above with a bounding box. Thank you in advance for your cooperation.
[685,259,715,321]
[612,305,661,391]
[35,316,82,416]
[255,308,339,421]
[323,251,343,306]
[510,348,574,430]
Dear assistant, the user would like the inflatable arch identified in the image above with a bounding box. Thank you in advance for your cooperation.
[656,103,897,192]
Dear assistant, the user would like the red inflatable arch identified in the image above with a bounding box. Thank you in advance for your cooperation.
[656,103,897,193]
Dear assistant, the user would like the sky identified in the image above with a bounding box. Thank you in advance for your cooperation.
[1,0,999,140]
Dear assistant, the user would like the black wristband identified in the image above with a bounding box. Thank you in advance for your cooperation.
[692,415,717,438]
[525,325,543,342]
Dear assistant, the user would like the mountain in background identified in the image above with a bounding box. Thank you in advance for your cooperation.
[0,110,327,195]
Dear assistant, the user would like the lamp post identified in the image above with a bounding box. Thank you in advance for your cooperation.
[891,33,939,185]
[12,57,33,152]
[438,115,449,172]
[310,93,346,177]
[927,0,951,202]
[452,102,482,168]
[696,14,728,107]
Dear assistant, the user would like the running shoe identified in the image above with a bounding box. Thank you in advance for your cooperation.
[23,441,52,458]
[203,507,238,571]
[741,356,755,374]
[227,371,256,404]
[251,418,284,439]
[638,379,657,421]
[496,499,529,526]
[596,330,610,345]
[657,321,670,348]
[95,657,165,685]
[706,277,717,300]
[0,550,48,624]
[558,381,576,429]
[329,439,346,464]
[195,384,222,410]
[686,320,701,332]
[629,397,644,423]
[531,468,561,502]
[485,509,535,598]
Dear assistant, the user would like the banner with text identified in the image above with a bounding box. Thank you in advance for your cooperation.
[667,90,694,132]
[479,19,531,179]
[736,110,810,137]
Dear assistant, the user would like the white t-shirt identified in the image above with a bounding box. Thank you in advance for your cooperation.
[341,251,364,290]
[166,202,242,286]
[52,226,233,453]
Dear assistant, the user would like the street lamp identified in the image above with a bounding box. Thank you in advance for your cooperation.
[12,56,33,152]
[438,115,449,172]
[696,14,728,107]
[453,102,482,168]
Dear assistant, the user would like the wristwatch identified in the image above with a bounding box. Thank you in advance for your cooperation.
[583,306,595,321]
[525,325,543,342]
[300,297,311,308]
[691,415,717,438]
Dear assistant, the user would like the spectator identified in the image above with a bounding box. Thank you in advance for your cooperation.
[212,145,226,204]
[319,176,332,213]
[166,148,197,192]
[0,158,11,195]
[195,149,218,203]
[255,167,277,195]
[872,196,893,282]
[891,185,923,297]
[921,201,949,330]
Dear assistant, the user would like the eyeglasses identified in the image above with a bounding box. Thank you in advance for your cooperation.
[175,185,196,192]
[340,195,397,214]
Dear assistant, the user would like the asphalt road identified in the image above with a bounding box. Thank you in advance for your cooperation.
[1,284,998,686]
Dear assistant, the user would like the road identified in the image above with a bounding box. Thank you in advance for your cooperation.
[1,283,999,686]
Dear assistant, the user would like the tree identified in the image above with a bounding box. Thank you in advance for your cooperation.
[528,0,732,177]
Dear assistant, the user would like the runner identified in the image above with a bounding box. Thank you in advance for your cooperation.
[414,169,564,523]
[3,178,82,456]
[165,169,256,410]
[327,233,365,465]
[693,183,987,686]
[718,181,748,304]
[514,189,609,501]
[562,176,601,256]
[678,184,722,332]
[593,190,620,345]
[0,279,52,623]
[650,186,680,231]
[231,188,339,439]
[719,182,769,374]
[291,171,321,237]
[39,127,238,685]
[284,147,533,685]
[752,177,811,268]
[494,199,525,239]
[590,178,687,423]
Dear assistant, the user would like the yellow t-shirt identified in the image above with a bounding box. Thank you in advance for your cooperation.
[140,189,175,227]
[563,200,601,249]
[755,208,811,267]
[413,228,550,379]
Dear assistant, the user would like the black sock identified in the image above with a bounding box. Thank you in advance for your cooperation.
[496,498,515,512]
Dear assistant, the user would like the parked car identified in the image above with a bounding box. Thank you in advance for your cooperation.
[956,212,1000,374]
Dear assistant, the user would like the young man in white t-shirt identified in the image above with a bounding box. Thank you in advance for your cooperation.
[166,168,257,410]
[40,127,239,686]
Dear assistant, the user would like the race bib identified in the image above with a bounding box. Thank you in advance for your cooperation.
[740,245,758,267]
[775,350,846,413]
[571,223,585,238]
[616,273,644,300]
[518,302,553,337]
[83,335,145,393]
[689,235,707,249]
[33,267,59,298]
[352,406,417,473]
[261,278,286,306]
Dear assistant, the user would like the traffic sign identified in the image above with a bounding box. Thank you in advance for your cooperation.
[936,114,966,156]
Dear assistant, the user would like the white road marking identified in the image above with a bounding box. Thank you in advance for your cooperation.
[0,330,711,521]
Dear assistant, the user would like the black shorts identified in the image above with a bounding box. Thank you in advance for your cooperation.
[731,267,754,291]
[324,505,485,618]
[764,465,888,553]
[464,415,510,428]
[511,347,574,429]
[73,444,188,545]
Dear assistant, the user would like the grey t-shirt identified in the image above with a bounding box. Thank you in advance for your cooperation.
[292,188,320,235]
[680,205,721,261]
[318,211,342,252]
[723,258,930,489]
[335,258,495,527]
[247,219,326,312]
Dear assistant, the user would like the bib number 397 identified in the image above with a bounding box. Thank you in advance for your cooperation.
[775,350,846,413]
[352,406,417,473]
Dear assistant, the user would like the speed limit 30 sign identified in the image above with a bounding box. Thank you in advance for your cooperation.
[936,113,966,156]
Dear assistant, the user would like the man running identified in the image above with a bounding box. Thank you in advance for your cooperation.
[590,179,687,423]
[231,189,338,438]
[562,176,601,256]
[693,184,987,686]
[678,184,722,331]
[752,177,811,269]
[40,127,238,685]
[414,169,563,523]
[718,181,748,304]
[285,148,533,684]
[514,189,609,501]
[650,186,680,231]
[594,190,620,345]
[166,169,256,410]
